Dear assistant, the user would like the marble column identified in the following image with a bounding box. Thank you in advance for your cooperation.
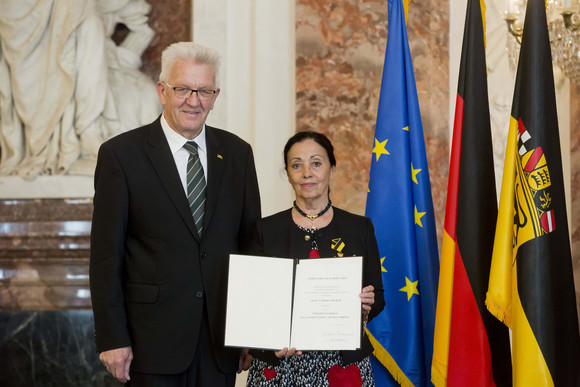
[193,0,296,217]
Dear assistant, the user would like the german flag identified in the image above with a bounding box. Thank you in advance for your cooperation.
[486,0,580,385]
[431,0,512,385]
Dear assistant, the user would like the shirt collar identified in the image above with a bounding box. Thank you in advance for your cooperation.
[160,113,207,155]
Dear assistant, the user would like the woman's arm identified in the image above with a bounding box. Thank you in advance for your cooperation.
[364,218,385,321]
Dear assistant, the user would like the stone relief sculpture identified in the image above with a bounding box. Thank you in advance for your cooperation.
[100,0,161,141]
[0,0,161,178]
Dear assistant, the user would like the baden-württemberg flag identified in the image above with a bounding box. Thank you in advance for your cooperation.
[365,0,439,385]
[431,0,512,385]
[486,0,580,385]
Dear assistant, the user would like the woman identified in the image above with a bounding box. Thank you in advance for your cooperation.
[245,131,384,386]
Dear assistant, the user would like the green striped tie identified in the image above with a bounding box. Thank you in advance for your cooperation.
[184,141,206,235]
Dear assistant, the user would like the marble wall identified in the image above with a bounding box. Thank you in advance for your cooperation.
[296,0,449,243]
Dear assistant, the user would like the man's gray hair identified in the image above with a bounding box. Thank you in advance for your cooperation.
[159,42,221,87]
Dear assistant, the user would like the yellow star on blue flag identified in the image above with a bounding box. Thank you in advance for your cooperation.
[372,138,390,161]
[411,163,422,184]
[414,206,427,227]
[399,277,420,301]
[380,257,388,272]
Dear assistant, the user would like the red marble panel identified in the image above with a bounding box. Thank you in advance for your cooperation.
[296,0,449,245]
[140,0,191,81]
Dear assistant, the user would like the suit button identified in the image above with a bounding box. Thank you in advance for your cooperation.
[196,291,203,298]
[201,252,206,259]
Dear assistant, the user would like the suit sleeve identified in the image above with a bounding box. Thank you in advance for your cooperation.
[238,144,261,253]
[89,142,132,353]
[246,219,264,256]
[365,218,385,322]
[244,219,283,366]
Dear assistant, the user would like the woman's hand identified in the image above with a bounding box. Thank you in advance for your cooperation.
[360,285,375,312]
[275,347,303,358]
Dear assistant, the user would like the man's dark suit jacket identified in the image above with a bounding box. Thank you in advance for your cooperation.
[89,117,261,375]
[248,207,385,365]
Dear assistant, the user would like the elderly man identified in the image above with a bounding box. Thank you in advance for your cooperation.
[90,41,261,386]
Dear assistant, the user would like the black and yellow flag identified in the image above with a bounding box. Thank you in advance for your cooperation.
[486,0,580,385]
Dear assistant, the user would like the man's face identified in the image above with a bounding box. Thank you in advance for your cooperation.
[156,59,220,139]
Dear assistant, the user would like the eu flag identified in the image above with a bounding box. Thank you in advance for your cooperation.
[365,0,439,385]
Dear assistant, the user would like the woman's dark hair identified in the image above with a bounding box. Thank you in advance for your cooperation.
[283,131,336,170]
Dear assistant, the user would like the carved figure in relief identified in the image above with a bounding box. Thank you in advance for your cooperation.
[0,0,160,178]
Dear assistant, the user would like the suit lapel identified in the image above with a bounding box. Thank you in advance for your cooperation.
[204,126,225,234]
[145,119,200,241]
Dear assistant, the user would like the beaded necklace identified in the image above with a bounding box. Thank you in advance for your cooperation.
[293,200,332,221]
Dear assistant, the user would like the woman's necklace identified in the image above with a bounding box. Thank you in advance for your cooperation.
[294,200,331,259]
[293,199,332,221]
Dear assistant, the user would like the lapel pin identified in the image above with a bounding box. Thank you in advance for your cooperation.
[331,238,345,253]
[217,154,223,159]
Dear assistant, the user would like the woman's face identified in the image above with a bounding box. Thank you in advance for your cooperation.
[286,139,335,204]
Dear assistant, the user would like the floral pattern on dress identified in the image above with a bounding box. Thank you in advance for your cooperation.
[247,351,374,387]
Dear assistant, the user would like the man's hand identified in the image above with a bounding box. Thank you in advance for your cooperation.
[99,346,133,383]
[238,348,252,373]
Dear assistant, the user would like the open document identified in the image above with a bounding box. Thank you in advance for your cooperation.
[225,254,362,351]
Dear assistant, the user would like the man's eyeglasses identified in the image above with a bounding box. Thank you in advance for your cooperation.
[164,83,216,101]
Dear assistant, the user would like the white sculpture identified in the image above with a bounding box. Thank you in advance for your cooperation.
[0,0,161,178]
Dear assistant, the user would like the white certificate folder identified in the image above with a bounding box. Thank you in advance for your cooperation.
[225,254,363,351]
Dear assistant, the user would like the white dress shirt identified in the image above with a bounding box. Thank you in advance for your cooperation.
[159,114,208,195]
